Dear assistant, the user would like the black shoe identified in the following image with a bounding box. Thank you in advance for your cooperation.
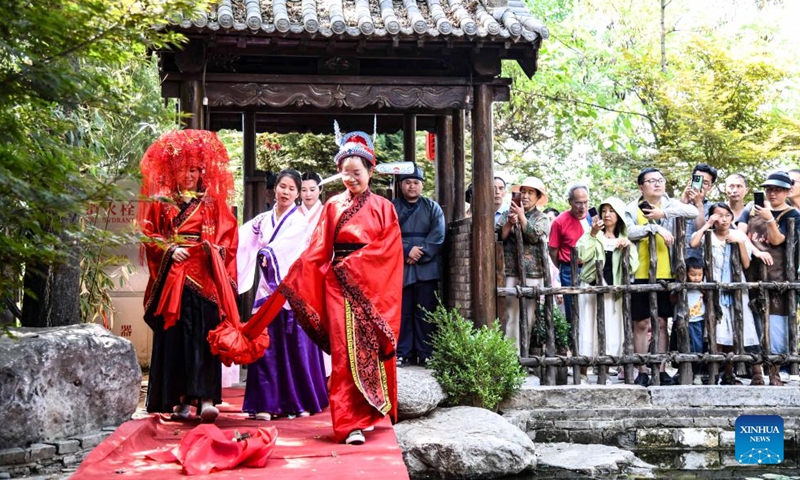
[419,357,430,369]
[397,356,413,368]
[634,373,650,387]
[657,372,675,386]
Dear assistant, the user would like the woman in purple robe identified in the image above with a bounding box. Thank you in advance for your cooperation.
[236,169,328,420]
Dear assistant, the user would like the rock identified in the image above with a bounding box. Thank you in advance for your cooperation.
[395,406,536,478]
[535,442,655,477]
[397,367,446,420]
[0,324,141,449]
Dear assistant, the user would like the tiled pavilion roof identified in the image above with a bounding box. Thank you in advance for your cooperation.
[172,0,549,44]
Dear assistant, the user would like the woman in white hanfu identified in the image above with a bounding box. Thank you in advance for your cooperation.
[299,171,331,376]
[237,168,328,420]
[300,171,324,241]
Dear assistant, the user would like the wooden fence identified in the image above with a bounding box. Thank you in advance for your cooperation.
[496,218,800,386]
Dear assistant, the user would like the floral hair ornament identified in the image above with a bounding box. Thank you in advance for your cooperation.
[332,120,376,167]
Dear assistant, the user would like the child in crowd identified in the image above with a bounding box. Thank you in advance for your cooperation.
[690,202,761,385]
[685,257,706,372]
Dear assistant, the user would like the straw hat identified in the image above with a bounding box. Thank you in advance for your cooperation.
[511,176,548,207]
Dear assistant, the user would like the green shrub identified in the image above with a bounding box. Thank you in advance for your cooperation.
[426,302,526,411]
[533,303,571,352]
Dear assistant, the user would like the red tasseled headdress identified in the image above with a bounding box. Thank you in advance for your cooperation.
[139,129,234,201]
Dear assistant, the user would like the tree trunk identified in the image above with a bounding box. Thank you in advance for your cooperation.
[660,0,667,73]
[21,228,81,328]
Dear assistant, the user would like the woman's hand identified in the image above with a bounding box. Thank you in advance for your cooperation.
[616,238,631,249]
[590,217,604,236]
[754,249,774,266]
[753,204,774,223]
[172,247,190,263]
[726,230,745,244]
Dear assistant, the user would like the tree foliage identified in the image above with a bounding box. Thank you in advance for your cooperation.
[0,0,200,322]
[498,0,800,208]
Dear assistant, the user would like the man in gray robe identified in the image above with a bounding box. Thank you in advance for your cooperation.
[392,166,446,367]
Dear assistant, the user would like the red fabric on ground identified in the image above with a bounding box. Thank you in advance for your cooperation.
[75,388,409,479]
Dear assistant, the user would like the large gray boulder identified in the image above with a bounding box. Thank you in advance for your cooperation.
[0,323,141,449]
[395,406,536,479]
[397,366,446,420]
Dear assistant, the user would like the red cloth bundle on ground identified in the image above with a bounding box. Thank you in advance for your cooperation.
[147,423,277,475]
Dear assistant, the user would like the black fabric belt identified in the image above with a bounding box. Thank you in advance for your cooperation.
[333,242,366,264]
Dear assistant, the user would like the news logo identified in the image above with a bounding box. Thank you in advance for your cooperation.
[735,415,783,465]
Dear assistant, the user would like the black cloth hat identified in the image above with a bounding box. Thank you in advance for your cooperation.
[761,171,793,189]
[398,165,424,183]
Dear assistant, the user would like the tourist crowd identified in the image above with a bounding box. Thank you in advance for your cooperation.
[495,165,800,387]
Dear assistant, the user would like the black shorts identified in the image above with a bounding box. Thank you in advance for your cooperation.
[630,279,674,321]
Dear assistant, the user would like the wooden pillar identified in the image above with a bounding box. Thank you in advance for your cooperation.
[471,84,495,327]
[399,114,417,200]
[243,112,258,222]
[403,114,417,163]
[240,112,258,323]
[179,80,204,130]
[453,110,466,220]
[435,115,454,224]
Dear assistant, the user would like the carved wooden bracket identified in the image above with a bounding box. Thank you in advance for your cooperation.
[207,83,474,110]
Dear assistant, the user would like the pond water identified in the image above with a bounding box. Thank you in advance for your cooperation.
[503,449,800,479]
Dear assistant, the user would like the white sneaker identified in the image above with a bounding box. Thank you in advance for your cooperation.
[346,430,365,445]
[780,371,790,383]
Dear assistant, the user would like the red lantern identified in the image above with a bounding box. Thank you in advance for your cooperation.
[426,132,436,161]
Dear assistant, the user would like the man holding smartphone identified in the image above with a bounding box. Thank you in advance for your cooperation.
[681,163,718,262]
[624,168,698,386]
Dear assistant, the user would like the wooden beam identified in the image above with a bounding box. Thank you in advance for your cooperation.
[435,114,454,224]
[164,72,512,87]
[471,84,495,327]
[453,109,466,220]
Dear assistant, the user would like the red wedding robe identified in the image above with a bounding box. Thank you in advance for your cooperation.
[209,189,404,442]
[141,194,241,333]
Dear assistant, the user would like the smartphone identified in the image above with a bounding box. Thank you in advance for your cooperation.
[753,191,765,208]
[691,174,704,191]
[638,201,652,212]
[511,191,521,207]
[588,207,598,218]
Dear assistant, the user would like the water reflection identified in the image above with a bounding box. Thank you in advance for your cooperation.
[500,449,800,479]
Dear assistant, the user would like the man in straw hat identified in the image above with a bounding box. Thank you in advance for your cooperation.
[496,177,551,354]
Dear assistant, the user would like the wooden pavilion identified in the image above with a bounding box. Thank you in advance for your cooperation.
[154,0,548,325]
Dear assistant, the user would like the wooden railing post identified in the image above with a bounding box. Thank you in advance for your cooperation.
[674,219,691,384]
[647,232,660,385]
[621,247,634,384]
[786,218,797,376]
[541,239,555,385]
[731,243,745,377]
[595,259,607,385]
[703,230,719,384]
[570,247,580,385]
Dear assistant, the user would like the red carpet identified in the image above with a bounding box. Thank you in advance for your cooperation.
[74,388,409,479]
